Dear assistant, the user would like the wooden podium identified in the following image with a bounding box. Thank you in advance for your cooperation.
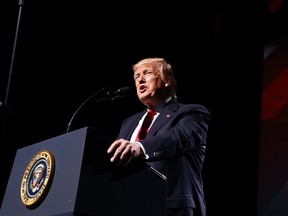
[0,127,167,216]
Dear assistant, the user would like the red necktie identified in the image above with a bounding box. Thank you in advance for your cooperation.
[135,109,157,141]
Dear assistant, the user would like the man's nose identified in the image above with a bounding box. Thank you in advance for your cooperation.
[138,73,145,82]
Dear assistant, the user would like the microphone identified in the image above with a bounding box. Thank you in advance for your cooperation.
[66,86,130,132]
[106,86,130,101]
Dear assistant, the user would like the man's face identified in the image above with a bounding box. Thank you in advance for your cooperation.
[133,63,166,106]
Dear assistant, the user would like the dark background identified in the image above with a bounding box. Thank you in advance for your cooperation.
[0,0,287,215]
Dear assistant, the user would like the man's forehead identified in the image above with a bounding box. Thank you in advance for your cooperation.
[135,63,158,72]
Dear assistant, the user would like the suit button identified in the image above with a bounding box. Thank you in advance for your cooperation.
[153,151,163,156]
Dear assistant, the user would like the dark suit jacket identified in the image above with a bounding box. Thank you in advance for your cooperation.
[117,98,210,215]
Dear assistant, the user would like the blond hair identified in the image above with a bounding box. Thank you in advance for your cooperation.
[133,58,177,98]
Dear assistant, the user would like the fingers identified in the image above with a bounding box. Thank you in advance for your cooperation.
[107,139,141,166]
[107,139,128,163]
[107,139,121,154]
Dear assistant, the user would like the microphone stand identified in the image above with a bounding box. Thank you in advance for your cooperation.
[0,0,25,207]
[0,0,25,154]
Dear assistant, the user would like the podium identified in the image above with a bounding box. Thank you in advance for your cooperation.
[0,127,167,216]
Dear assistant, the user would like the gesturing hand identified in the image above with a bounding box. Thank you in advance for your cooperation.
[107,138,143,167]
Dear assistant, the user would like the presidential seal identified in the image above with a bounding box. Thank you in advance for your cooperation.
[20,150,55,208]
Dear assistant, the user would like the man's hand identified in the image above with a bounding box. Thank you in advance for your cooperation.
[107,138,143,166]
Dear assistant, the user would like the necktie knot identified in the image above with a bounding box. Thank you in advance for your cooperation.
[147,109,157,116]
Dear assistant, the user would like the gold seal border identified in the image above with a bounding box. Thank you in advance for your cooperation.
[20,149,55,207]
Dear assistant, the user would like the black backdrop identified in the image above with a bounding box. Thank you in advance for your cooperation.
[1,0,286,215]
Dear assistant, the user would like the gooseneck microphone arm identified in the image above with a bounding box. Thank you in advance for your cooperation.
[66,86,130,133]
[66,87,107,133]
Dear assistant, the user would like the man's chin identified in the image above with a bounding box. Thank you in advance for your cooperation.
[138,94,151,102]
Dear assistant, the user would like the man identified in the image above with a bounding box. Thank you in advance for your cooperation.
[107,57,210,216]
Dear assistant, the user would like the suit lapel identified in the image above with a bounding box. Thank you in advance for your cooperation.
[147,99,179,136]
[122,98,179,140]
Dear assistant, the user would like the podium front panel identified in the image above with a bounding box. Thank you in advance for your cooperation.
[0,127,167,216]
[0,128,89,216]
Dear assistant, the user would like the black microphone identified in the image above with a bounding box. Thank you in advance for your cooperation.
[106,86,130,101]
[66,86,130,132]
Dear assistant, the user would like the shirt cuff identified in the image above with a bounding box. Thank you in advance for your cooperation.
[135,142,149,159]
